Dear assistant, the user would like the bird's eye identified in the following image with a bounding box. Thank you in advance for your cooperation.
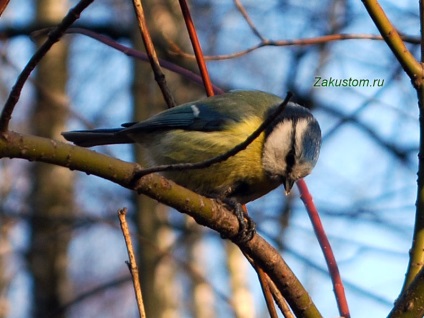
[286,150,295,169]
[284,133,296,176]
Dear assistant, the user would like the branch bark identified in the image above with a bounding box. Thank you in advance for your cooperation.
[361,0,423,87]
[362,0,424,314]
[0,130,323,318]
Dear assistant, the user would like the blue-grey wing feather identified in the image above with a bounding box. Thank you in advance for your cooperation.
[120,103,238,133]
[120,90,284,134]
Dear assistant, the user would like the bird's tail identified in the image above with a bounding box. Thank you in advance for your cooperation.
[62,128,134,147]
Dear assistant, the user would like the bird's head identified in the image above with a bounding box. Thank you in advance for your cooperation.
[262,103,321,194]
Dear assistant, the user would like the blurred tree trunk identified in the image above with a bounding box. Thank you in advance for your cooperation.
[27,1,73,317]
[226,243,255,318]
[130,1,204,316]
[190,233,216,318]
[131,19,176,318]
[0,219,12,318]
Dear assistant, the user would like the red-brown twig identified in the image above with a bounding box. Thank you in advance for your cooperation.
[296,179,350,318]
[118,208,146,318]
[178,0,214,97]
[176,4,281,315]
[131,0,175,108]
[0,0,94,132]
[0,0,10,16]
[170,32,420,61]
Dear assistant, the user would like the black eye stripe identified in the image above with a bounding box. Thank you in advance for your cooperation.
[284,120,297,175]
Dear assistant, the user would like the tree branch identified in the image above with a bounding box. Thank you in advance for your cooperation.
[362,0,424,310]
[402,0,424,293]
[361,0,423,87]
[389,266,424,318]
[0,130,323,318]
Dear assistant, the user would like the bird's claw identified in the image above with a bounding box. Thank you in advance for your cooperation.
[220,199,256,243]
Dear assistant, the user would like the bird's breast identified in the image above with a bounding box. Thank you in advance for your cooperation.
[138,118,284,202]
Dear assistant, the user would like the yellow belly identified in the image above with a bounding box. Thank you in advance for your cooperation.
[135,119,281,203]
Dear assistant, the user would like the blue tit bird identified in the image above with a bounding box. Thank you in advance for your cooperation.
[62,90,321,239]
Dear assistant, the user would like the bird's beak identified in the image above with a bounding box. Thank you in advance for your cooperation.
[283,178,295,195]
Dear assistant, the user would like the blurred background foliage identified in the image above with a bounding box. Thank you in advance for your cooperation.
[0,0,420,317]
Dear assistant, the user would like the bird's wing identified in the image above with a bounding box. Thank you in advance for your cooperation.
[120,101,239,133]
[120,90,284,134]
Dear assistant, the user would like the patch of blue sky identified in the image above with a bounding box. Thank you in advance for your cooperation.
[67,36,133,129]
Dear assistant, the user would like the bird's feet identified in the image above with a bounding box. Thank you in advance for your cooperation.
[221,198,256,243]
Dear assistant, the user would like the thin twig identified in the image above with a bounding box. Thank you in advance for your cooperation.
[136,92,292,177]
[178,0,214,97]
[267,278,294,318]
[256,265,279,318]
[233,0,265,41]
[170,32,420,61]
[131,0,175,108]
[242,204,295,318]
[244,250,293,318]
[0,0,94,132]
[242,251,278,317]
[296,179,350,318]
[118,208,146,318]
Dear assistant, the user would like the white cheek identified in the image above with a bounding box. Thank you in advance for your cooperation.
[262,121,293,175]
[294,119,309,156]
